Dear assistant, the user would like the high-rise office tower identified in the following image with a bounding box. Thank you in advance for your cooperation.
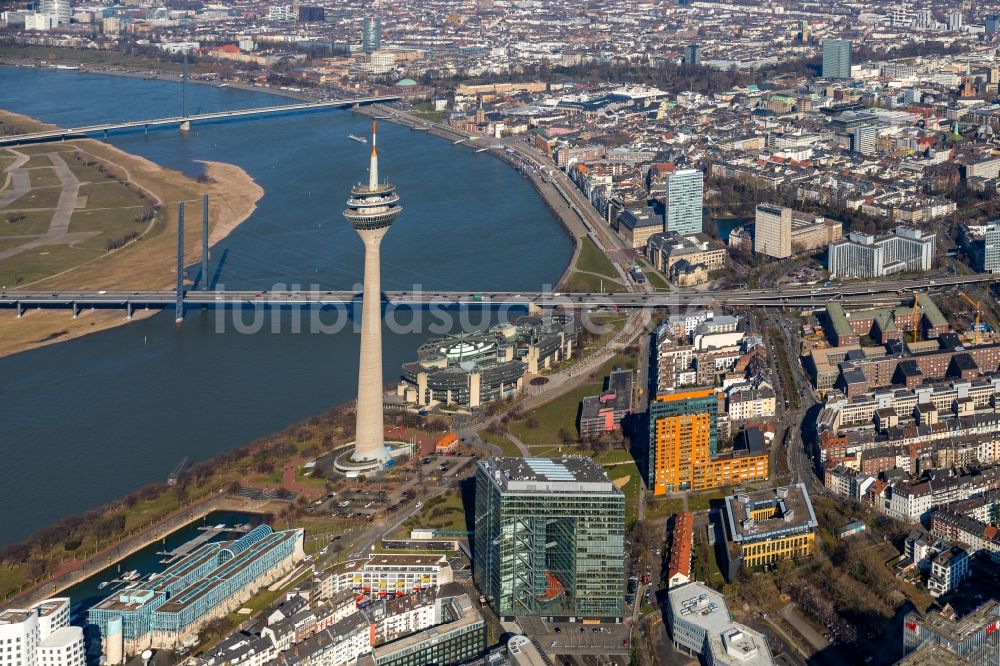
[343,121,402,464]
[473,457,625,621]
[822,39,852,79]
[362,15,382,52]
[38,0,70,24]
[753,203,792,259]
[684,43,701,65]
[988,15,1000,36]
[664,169,703,237]
[902,600,998,665]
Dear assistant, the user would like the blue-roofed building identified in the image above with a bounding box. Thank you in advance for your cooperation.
[88,525,304,658]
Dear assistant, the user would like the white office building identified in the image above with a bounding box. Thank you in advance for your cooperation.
[927,546,969,598]
[827,226,935,278]
[665,169,704,237]
[38,0,70,25]
[667,583,774,665]
[0,599,82,666]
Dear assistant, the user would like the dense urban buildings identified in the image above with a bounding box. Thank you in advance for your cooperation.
[753,204,843,260]
[473,457,625,622]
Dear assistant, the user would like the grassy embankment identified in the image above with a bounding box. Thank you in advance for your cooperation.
[0,45,214,75]
[0,110,262,357]
[560,236,626,292]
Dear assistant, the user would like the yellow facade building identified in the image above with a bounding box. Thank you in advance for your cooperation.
[721,484,818,580]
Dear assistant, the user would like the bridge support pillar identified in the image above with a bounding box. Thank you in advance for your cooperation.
[201,194,209,291]
[176,201,185,323]
[103,129,108,141]
[125,302,133,320]
[16,301,23,318]
[144,124,148,135]
[71,302,79,318]
[179,120,190,132]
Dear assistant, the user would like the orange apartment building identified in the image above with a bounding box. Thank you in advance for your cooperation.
[648,389,768,495]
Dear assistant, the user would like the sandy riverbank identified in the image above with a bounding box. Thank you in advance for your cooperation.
[0,110,263,358]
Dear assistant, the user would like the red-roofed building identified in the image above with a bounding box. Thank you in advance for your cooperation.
[667,512,694,588]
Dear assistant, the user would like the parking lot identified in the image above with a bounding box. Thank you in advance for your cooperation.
[516,617,631,656]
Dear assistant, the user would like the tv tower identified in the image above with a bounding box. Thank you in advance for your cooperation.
[343,120,403,464]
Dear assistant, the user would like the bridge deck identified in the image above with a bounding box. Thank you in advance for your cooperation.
[0,96,400,146]
[0,274,993,310]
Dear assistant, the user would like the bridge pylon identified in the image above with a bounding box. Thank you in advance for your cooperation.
[176,202,185,323]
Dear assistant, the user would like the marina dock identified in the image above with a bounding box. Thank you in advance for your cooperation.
[157,524,251,564]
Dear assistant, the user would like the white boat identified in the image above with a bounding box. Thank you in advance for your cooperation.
[97,581,109,590]
[348,134,368,144]
[121,570,140,582]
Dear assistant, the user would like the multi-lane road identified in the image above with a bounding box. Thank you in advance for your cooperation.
[1,274,996,311]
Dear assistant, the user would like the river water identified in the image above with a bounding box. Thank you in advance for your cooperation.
[0,67,571,546]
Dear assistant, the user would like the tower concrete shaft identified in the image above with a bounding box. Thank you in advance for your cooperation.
[343,119,402,466]
[353,226,389,462]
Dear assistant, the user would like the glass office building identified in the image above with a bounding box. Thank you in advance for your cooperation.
[822,39,852,79]
[473,458,624,622]
[665,169,704,237]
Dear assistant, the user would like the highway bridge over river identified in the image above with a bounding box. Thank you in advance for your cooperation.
[0,96,400,146]
[2,274,996,318]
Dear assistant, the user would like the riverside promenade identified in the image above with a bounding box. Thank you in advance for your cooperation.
[7,492,280,608]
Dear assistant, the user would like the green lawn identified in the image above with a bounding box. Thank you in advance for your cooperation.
[508,355,636,447]
[638,260,670,290]
[576,237,618,277]
[0,565,29,602]
[687,488,730,513]
[561,270,626,293]
[402,491,469,534]
[607,462,641,528]
[645,497,687,520]
[480,430,523,456]
[593,448,635,465]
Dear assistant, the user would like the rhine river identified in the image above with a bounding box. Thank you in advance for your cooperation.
[0,67,571,546]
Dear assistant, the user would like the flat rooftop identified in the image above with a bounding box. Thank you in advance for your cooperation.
[668,582,732,636]
[39,626,82,649]
[0,609,33,624]
[480,457,619,493]
[724,484,818,543]
[668,583,773,665]
[909,599,1000,644]
[35,598,68,617]
[897,643,975,665]
[371,593,482,658]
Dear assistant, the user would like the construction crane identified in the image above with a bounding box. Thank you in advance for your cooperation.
[960,291,982,345]
[911,294,920,342]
